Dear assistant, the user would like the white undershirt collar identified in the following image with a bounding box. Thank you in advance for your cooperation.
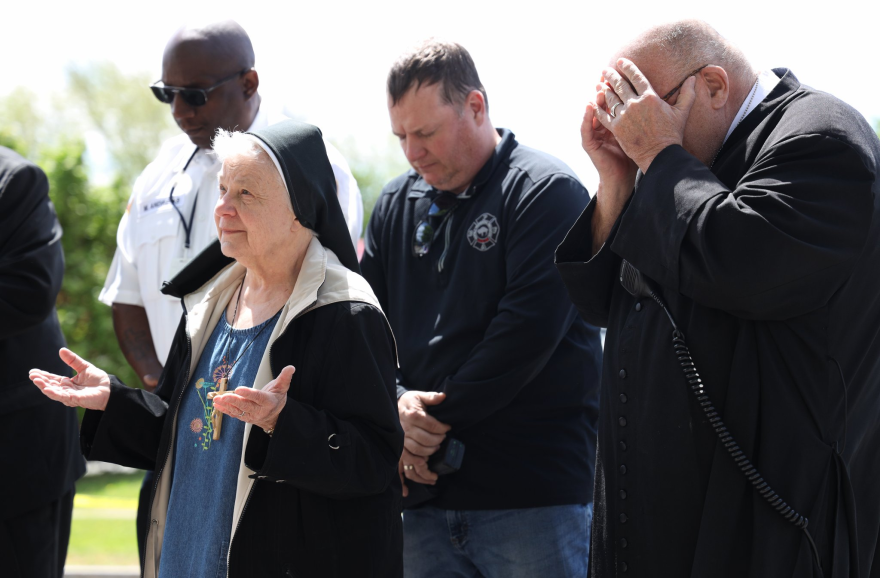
[722,70,780,144]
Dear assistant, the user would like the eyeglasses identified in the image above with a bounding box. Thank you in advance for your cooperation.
[661,64,710,102]
[150,68,249,107]
[412,193,461,257]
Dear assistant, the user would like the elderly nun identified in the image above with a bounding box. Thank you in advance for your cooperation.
[30,120,404,577]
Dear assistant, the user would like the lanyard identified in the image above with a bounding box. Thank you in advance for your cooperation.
[169,146,201,249]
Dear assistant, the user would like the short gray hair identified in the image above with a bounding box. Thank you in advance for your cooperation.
[211,129,293,213]
[629,20,754,86]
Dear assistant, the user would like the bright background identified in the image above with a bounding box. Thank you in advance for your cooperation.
[4,0,879,570]
[5,0,880,193]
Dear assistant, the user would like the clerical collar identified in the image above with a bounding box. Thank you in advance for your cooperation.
[722,70,780,145]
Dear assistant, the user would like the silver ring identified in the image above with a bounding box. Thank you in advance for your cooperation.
[239,410,245,418]
[328,433,340,450]
[610,102,623,118]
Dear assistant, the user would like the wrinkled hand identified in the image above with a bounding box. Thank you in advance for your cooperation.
[29,348,112,411]
[398,391,451,488]
[210,365,294,432]
[582,95,637,188]
[596,58,697,173]
[582,93,639,254]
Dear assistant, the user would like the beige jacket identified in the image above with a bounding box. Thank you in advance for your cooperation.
[143,236,386,578]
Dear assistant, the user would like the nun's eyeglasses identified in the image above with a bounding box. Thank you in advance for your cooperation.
[150,69,249,107]
[412,194,461,257]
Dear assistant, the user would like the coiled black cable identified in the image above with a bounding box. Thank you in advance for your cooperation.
[669,324,820,567]
[626,262,822,571]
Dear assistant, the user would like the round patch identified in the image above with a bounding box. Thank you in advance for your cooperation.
[467,213,500,252]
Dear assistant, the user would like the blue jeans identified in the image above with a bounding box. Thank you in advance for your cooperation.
[403,503,592,578]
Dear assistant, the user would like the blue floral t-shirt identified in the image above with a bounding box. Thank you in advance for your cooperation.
[158,309,281,578]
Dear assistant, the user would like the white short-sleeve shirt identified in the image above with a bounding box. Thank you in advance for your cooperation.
[99,105,362,364]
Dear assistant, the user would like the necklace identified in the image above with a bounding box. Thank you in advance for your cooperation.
[211,272,279,440]
[710,76,760,169]
[169,146,200,250]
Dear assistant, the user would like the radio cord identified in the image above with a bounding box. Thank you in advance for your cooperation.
[622,260,822,571]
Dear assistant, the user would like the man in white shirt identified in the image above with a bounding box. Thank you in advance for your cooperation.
[101,20,361,388]
[98,20,361,566]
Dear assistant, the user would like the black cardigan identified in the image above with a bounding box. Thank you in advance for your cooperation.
[81,296,404,577]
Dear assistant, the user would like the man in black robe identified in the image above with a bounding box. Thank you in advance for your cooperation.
[555,19,880,578]
[0,146,85,577]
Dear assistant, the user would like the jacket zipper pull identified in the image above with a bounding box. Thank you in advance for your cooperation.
[151,518,159,576]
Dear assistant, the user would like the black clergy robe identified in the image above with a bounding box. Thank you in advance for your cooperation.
[556,69,880,578]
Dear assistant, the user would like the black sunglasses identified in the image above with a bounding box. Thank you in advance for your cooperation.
[661,64,710,102]
[412,193,462,258]
[150,68,249,107]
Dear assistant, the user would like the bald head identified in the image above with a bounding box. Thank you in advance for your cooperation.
[159,20,260,149]
[617,20,754,95]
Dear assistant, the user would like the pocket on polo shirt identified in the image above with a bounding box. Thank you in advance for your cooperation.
[134,210,181,247]
[133,211,182,305]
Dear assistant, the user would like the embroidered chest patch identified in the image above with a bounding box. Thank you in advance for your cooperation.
[467,213,500,252]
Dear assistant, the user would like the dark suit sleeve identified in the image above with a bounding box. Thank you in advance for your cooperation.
[78,318,185,470]
[0,158,65,340]
[244,304,403,499]
[612,140,874,320]
[79,377,171,471]
[555,195,624,328]
[428,175,589,431]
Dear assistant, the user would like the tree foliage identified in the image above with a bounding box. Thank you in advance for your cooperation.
[0,64,174,393]
[67,62,177,188]
[0,87,46,160]
[1,62,409,406]
[68,62,177,185]
[41,139,139,388]
[334,134,411,233]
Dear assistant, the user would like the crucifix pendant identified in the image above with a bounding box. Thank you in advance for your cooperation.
[211,377,228,440]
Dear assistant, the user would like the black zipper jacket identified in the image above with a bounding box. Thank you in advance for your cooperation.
[362,129,602,510]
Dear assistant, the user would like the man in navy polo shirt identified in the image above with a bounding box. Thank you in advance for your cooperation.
[361,39,602,577]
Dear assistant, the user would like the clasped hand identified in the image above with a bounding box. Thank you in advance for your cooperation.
[397,390,451,497]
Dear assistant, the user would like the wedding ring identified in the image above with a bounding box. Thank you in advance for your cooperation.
[610,102,623,118]
[239,410,246,418]
[404,464,415,471]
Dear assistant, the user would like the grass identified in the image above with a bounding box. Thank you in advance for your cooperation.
[67,472,143,566]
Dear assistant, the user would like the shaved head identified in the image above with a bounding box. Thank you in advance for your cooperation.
[164,20,255,72]
[159,20,260,149]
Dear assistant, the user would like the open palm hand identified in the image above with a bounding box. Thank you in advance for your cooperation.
[29,348,112,411]
[210,365,295,432]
